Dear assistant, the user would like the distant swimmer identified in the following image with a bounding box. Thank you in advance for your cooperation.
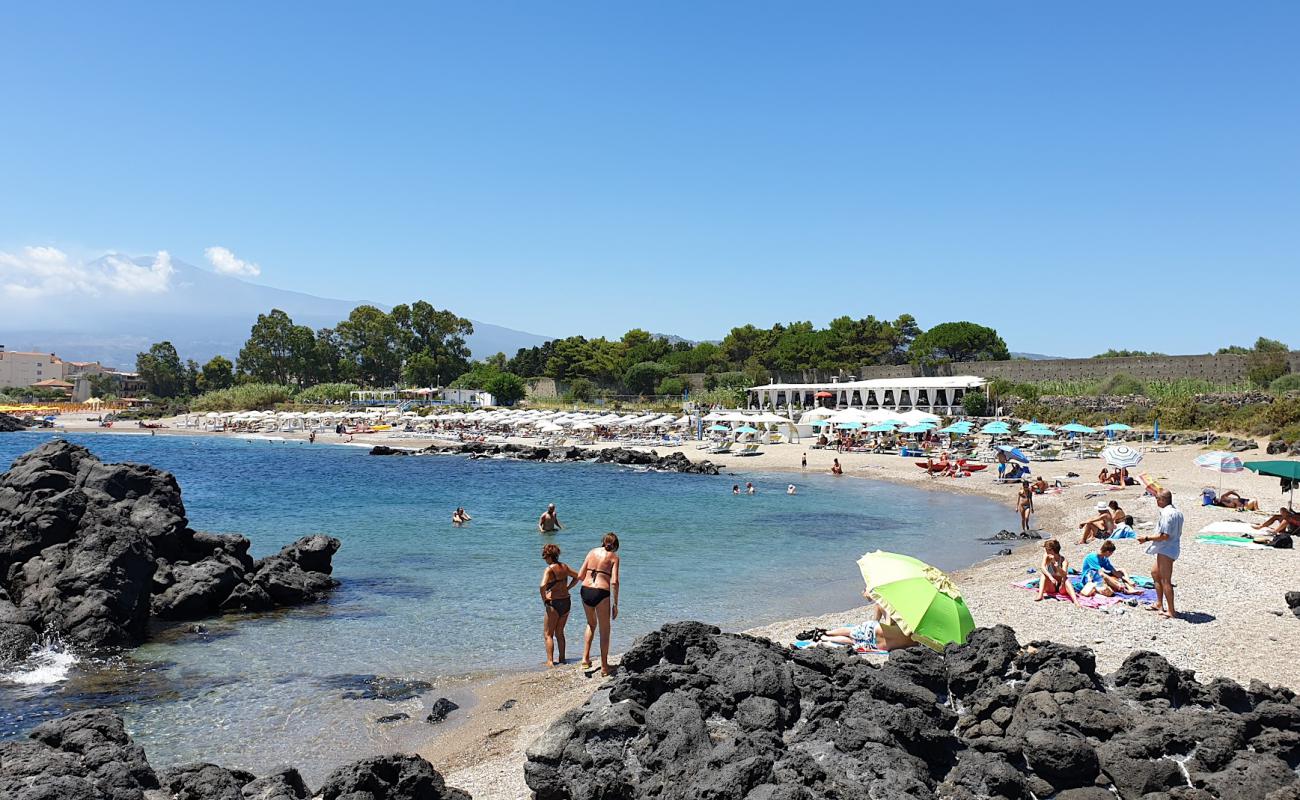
[787,484,797,495]
[801,453,807,469]
[831,458,843,476]
[452,507,471,526]
[539,503,563,533]
[746,482,756,495]
[732,484,740,495]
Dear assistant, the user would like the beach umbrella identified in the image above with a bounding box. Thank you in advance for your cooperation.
[814,391,834,398]
[1195,451,1245,492]
[1101,423,1132,432]
[939,423,972,435]
[1243,460,1300,509]
[808,419,830,428]
[996,445,1031,463]
[708,424,730,432]
[857,551,975,651]
[1102,445,1143,469]
[1023,427,1055,436]
[1060,423,1097,434]
[900,423,934,434]
[866,422,897,432]
[980,421,1011,435]
[836,421,863,430]
[735,425,759,434]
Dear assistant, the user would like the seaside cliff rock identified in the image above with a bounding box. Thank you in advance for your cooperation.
[369,442,723,475]
[524,621,1300,800]
[0,440,340,660]
[0,708,471,800]
[0,413,32,433]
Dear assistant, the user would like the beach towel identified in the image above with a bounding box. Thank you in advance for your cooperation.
[1014,579,1157,609]
[791,638,888,656]
[1197,520,1260,537]
[1195,534,1268,550]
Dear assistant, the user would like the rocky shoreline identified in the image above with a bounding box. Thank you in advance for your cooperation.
[525,621,1300,800]
[0,414,33,433]
[369,442,725,475]
[0,440,341,663]
[0,708,470,800]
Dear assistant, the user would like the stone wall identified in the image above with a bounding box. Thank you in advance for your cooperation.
[765,351,1300,386]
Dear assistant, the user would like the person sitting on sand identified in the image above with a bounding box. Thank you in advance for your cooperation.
[1036,539,1080,605]
[1214,490,1259,511]
[1254,507,1299,535]
[821,598,916,652]
[1110,514,1137,539]
[539,543,580,667]
[1031,476,1049,494]
[1098,466,1111,484]
[831,458,843,476]
[1078,501,1118,544]
[538,503,563,533]
[1079,540,1137,597]
[451,507,471,526]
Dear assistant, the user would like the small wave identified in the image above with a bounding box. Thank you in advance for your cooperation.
[3,637,78,686]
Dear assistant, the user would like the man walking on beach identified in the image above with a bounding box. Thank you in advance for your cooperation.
[1140,489,1183,619]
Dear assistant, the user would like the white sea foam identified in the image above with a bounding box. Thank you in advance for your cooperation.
[3,638,78,686]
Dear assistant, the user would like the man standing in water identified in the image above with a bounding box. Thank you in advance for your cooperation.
[539,503,563,533]
[1140,489,1183,619]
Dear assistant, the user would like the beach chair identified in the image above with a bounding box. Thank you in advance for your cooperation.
[709,441,734,455]
[736,443,763,456]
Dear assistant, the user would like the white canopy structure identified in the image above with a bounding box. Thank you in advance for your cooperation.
[748,376,983,415]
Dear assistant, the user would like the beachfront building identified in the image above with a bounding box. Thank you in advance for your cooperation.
[746,376,984,415]
[0,347,65,390]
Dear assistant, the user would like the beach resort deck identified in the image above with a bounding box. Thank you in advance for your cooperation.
[747,375,984,414]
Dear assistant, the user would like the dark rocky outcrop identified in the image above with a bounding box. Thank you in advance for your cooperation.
[0,413,32,432]
[371,441,724,474]
[0,440,340,658]
[524,621,1300,800]
[425,697,460,724]
[0,709,468,800]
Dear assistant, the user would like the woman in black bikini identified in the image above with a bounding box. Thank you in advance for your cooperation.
[578,532,621,677]
[539,543,579,667]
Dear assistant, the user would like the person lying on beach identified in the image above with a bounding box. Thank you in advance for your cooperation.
[451,507,471,526]
[821,598,916,652]
[1253,507,1299,534]
[1036,539,1080,605]
[1079,540,1137,597]
[1214,490,1259,511]
[538,503,563,533]
[539,543,580,667]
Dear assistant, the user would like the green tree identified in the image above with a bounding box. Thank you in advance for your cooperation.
[909,322,1009,365]
[1095,349,1163,358]
[486,352,508,371]
[199,356,235,392]
[565,377,596,402]
[1248,337,1290,387]
[237,309,318,386]
[136,341,185,398]
[86,372,119,399]
[962,391,988,416]
[484,372,527,406]
[390,301,474,385]
[184,359,201,396]
[623,361,673,394]
[335,305,405,386]
[656,376,687,397]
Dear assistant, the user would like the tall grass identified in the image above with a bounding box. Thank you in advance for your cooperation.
[190,384,294,412]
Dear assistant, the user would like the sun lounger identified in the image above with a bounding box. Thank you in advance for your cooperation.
[709,441,734,455]
[736,443,763,457]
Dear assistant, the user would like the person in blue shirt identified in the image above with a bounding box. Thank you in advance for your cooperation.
[1079,540,1137,597]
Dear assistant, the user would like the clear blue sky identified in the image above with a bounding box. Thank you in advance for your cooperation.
[2,2,1296,356]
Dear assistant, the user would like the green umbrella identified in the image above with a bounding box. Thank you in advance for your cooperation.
[856,550,975,651]
[1244,460,1300,508]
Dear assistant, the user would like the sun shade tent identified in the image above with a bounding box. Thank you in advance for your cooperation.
[1243,460,1300,509]
[857,550,975,651]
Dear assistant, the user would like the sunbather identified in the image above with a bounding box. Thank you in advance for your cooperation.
[1078,501,1118,544]
[1214,490,1259,511]
[1035,539,1080,605]
[1031,476,1049,494]
[1254,507,1299,534]
[821,599,917,652]
[1110,514,1137,539]
[1079,541,1137,597]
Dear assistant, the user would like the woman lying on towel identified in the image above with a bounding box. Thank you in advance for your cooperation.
[820,596,917,652]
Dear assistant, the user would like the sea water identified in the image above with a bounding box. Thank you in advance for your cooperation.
[0,431,1016,782]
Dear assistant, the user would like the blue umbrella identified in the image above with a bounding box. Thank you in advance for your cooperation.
[866,422,897,432]
[836,421,863,429]
[981,421,1011,434]
[1023,427,1055,436]
[735,425,759,434]
[996,445,1031,463]
[708,424,730,432]
[900,424,934,433]
[1100,423,1131,431]
[1060,422,1097,434]
[1153,419,1160,442]
[939,423,972,434]
[808,419,830,428]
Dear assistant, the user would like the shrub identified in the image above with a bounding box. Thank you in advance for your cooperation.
[295,382,360,404]
[656,376,687,397]
[484,372,527,406]
[962,391,988,416]
[1095,373,1147,396]
[565,378,596,402]
[191,383,294,412]
[1271,373,1300,393]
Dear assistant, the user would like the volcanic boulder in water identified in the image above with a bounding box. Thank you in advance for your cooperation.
[524,621,1300,799]
[0,709,470,800]
[0,440,340,656]
[0,413,31,432]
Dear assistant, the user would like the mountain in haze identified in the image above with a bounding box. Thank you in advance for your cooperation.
[1010,352,1063,361]
[0,255,553,368]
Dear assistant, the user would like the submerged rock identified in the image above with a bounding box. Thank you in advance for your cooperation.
[524,621,1300,800]
[0,709,468,800]
[426,697,460,724]
[0,440,340,655]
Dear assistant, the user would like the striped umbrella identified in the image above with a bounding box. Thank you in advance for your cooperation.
[1103,445,1143,469]
[1195,451,1244,492]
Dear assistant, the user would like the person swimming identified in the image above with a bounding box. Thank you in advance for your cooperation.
[732,484,740,495]
[831,458,843,476]
[539,543,580,667]
[578,532,621,677]
[787,484,797,495]
[451,507,471,526]
[746,482,756,495]
[538,503,563,533]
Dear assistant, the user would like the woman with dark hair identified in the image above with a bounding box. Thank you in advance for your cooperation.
[1016,480,1034,534]
[539,543,579,667]
[578,532,621,676]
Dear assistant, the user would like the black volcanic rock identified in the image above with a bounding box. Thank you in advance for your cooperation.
[0,440,340,656]
[0,413,31,432]
[403,441,723,474]
[524,622,1300,800]
[0,709,467,800]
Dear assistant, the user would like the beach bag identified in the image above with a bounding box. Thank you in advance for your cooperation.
[1270,534,1293,549]
[1201,488,1217,506]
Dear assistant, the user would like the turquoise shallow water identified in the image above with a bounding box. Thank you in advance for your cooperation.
[0,431,1016,781]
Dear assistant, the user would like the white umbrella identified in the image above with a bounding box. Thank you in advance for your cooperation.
[1194,451,1245,492]
[1102,445,1143,469]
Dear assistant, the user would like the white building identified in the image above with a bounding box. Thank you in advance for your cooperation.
[441,387,496,407]
[747,376,984,415]
[0,348,65,390]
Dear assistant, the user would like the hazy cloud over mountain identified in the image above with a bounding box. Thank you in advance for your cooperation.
[204,246,261,278]
[0,247,174,299]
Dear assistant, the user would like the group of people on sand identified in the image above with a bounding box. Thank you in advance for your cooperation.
[538,534,621,675]
[1038,489,1183,619]
[1098,466,1137,486]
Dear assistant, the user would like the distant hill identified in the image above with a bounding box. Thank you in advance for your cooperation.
[653,333,720,347]
[1010,352,1063,361]
[0,255,553,368]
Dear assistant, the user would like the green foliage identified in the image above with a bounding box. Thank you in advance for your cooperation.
[295,382,360,404]
[85,373,120,399]
[623,361,673,395]
[656,376,687,397]
[909,322,1009,365]
[1216,345,1250,355]
[450,362,500,390]
[484,372,527,406]
[135,341,186,398]
[190,383,294,412]
[1095,373,1147,396]
[696,386,745,408]
[237,309,320,386]
[1248,350,1289,388]
[198,356,235,392]
[565,378,597,402]
[1271,373,1300,393]
[1094,349,1164,358]
[962,391,988,416]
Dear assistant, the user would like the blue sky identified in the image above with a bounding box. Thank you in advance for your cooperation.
[1,2,1297,357]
